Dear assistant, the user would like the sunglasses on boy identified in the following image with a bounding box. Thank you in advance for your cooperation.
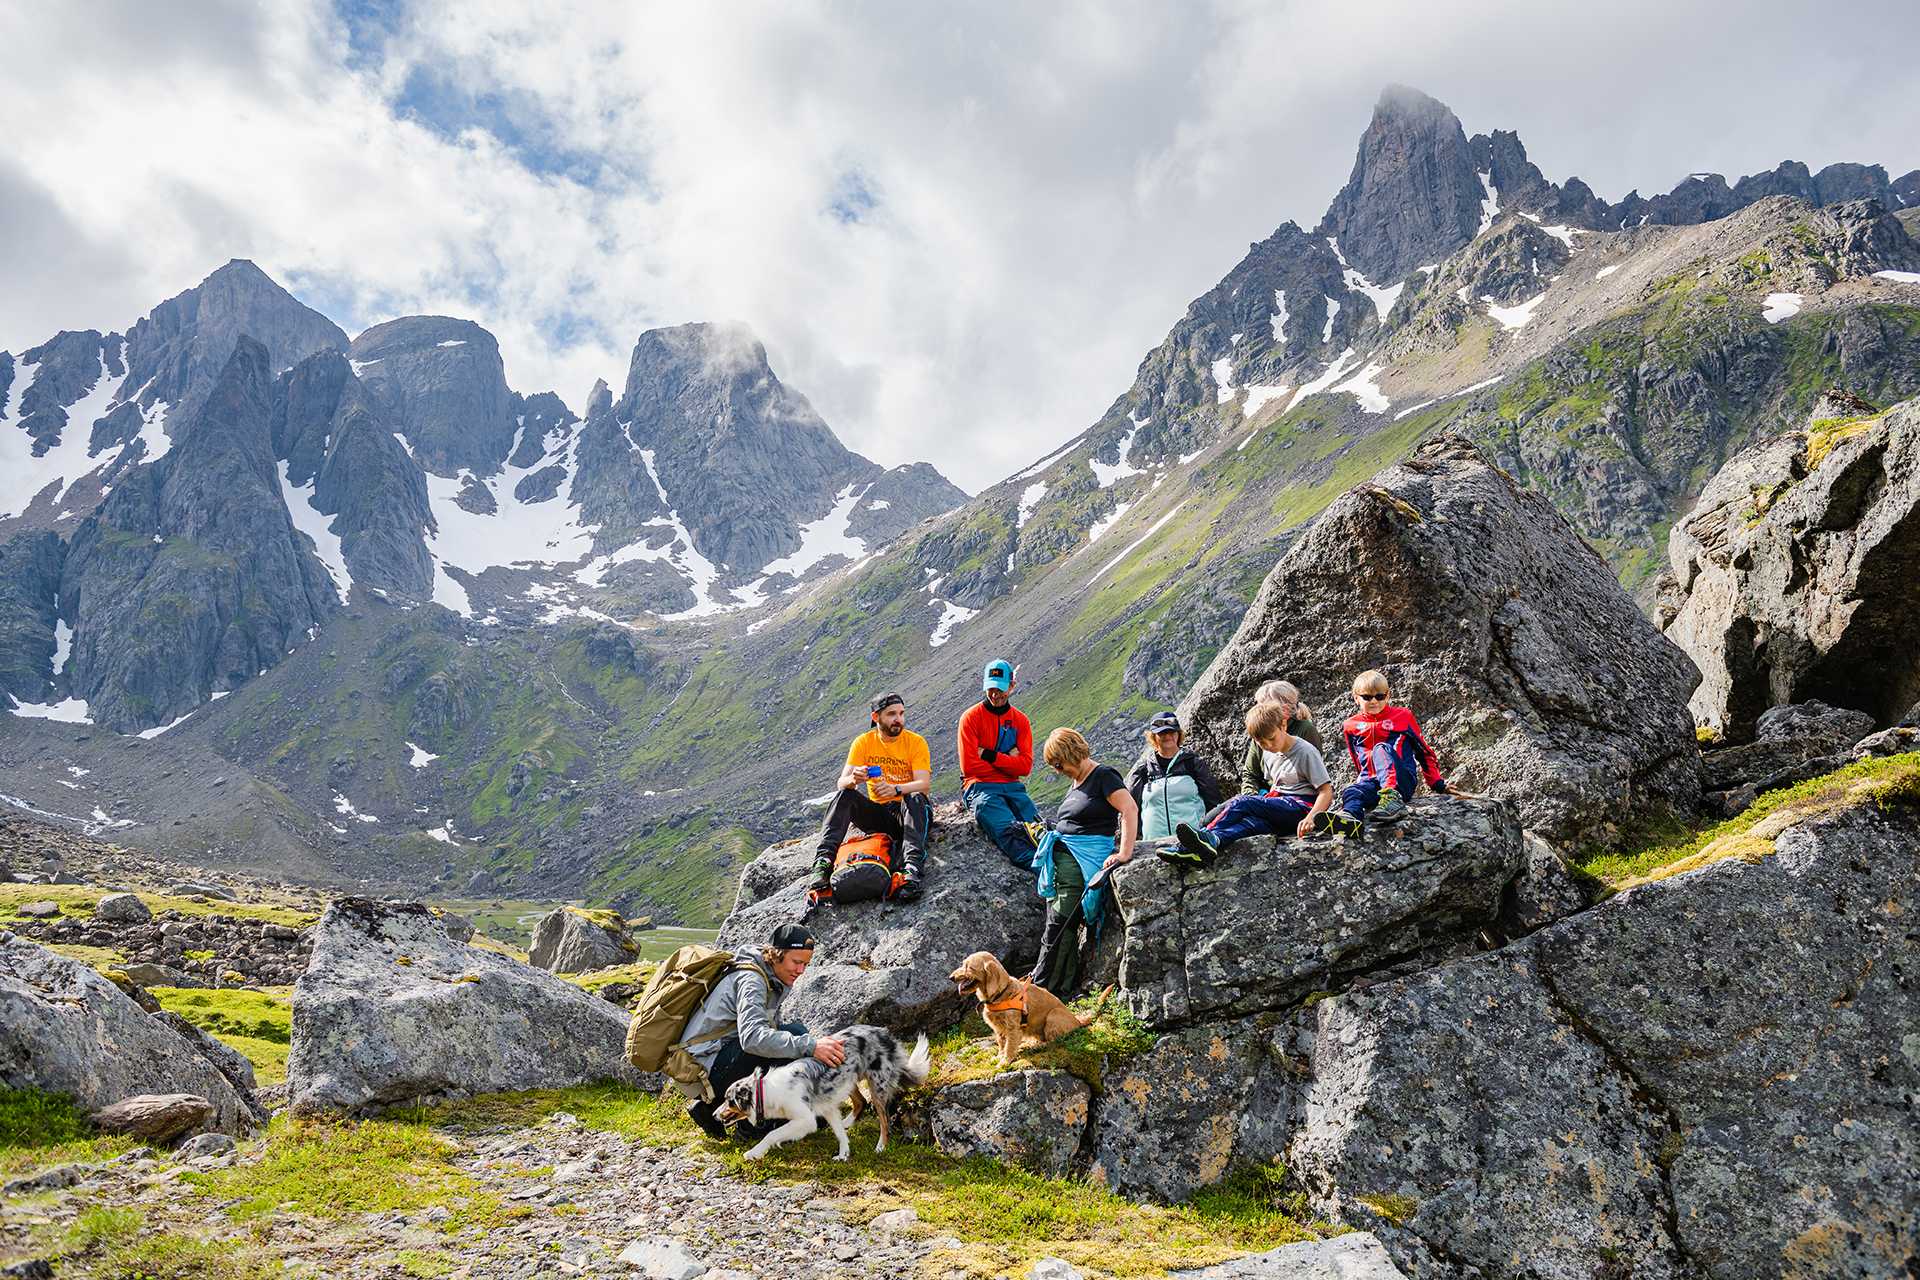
[1356,693,1388,701]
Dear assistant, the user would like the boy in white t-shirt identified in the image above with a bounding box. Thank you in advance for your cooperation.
[1174,702,1333,863]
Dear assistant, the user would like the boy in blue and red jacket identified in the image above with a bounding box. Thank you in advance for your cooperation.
[1321,668,1450,837]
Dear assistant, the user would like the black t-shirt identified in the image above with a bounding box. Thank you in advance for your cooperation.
[1055,764,1126,837]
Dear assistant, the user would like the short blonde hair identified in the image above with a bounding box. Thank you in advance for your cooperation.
[1352,669,1391,696]
[1254,679,1300,707]
[761,944,808,968]
[1043,727,1091,772]
[1246,702,1288,742]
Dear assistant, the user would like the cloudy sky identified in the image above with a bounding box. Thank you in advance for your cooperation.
[4,0,1917,492]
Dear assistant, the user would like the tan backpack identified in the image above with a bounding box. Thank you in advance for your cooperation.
[623,944,773,1100]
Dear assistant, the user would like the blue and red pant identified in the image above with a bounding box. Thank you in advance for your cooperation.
[1340,739,1421,817]
[1206,793,1317,844]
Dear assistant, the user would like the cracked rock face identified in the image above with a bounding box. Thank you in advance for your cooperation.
[1086,1015,1299,1203]
[718,818,1047,1035]
[929,1069,1091,1178]
[1293,801,1919,1280]
[1181,434,1703,847]
[1661,397,1920,739]
[288,898,651,1113]
[1110,795,1523,1029]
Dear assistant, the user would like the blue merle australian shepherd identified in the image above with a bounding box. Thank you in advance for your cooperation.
[713,1024,931,1161]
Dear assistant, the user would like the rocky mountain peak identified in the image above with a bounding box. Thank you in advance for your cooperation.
[1317,85,1486,287]
[121,259,350,434]
[347,315,516,478]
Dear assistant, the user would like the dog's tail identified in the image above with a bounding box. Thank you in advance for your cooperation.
[904,1033,932,1087]
[1075,984,1117,1028]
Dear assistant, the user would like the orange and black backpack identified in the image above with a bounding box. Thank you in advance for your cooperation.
[830,832,896,903]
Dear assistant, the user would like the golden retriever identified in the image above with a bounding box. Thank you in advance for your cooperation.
[950,951,1112,1065]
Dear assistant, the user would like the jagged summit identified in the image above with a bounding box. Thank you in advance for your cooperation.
[1319,85,1488,286]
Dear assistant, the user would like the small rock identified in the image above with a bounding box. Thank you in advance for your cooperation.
[871,1207,919,1231]
[175,1133,237,1159]
[92,1093,214,1142]
[831,1244,859,1262]
[424,1205,453,1224]
[507,1184,552,1201]
[17,902,60,919]
[615,1237,707,1280]
[94,892,153,923]
[1853,726,1920,759]
[2,1260,56,1279]
[1026,1261,1083,1280]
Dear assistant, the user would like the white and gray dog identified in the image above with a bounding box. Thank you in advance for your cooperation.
[713,1023,931,1161]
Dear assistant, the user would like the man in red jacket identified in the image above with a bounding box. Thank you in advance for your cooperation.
[958,659,1042,867]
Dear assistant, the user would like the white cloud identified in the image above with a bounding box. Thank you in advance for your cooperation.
[2,0,1917,495]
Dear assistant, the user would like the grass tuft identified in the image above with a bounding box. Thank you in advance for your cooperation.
[150,988,293,1084]
[1573,752,1920,889]
[0,1086,94,1149]
[187,1115,493,1226]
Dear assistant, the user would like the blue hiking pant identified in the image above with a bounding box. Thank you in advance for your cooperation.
[1206,794,1315,844]
[1340,741,1419,817]
[964,781,1041,868]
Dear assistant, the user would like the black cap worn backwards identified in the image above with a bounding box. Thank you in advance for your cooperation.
[770,922,817,950]
[869,691,905,717]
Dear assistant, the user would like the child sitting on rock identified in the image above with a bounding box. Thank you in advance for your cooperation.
[1331,668,1451,833]
[1172,702,1333,863]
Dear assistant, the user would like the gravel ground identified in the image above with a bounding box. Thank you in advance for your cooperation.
[3,1111,965,1280]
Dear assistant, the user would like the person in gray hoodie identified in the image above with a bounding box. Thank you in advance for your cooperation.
[683,922,847,1140]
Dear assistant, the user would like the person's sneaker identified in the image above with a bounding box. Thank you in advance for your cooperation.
[1371,793,1408,825]
[1325,811,1365,839]
[1173,822,1220,866]
[1019,821,1047,851]
[732,1119,779,1143]
[687,1105,729,1141]
[1157,839,1205,868]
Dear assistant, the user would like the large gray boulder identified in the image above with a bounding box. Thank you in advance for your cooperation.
[528,906,637,975]
[1292,799,1920,1280]
[288,898,653,1113]
[1110,795,1524,1028]
[1661,394,1920,738]
[716,818,1047,1035]
[0,931,255,1136]
[1181,434,1702,848]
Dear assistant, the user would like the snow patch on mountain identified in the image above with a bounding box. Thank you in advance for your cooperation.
[761,483,869,577]
[1333,362,1389,413]
[1,347,128,520]
[1329,238,1404,317]
[928,600,977,648]
[1016,481,1048,529]
[7,694,93,725]
[1485,293,1548,330]
[1270,290,1290,343]
[1242,386,1292,417]
[278,461,352,594]
[1090,427,1145,488]
[1321,297,1340,343]
[1476,171,1500,235]
[1762,293,1803,323]
[1286,349,1360,413]
[1211,358,1235,404]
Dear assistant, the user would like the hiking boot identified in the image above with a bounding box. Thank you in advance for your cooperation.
[894,869,924,902]
[1157,839,1206,868]
[687,1104,729,1141]
[733,1119,779,1143]
[1371,793,1408,825]
[1173,822,1220,866]
[1019,821,1047,851]
[1324,811,1364,839]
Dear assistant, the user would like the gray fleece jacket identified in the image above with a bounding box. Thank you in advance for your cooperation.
[682,963,815,1069]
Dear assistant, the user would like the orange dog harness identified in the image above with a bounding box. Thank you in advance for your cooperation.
[985,979,1032,1028]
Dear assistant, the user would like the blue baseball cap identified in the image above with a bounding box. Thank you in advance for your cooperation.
[983,660,1014,692]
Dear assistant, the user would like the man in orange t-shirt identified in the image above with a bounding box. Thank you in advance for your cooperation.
[958,659,1042,867]
[809,691,933,903]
